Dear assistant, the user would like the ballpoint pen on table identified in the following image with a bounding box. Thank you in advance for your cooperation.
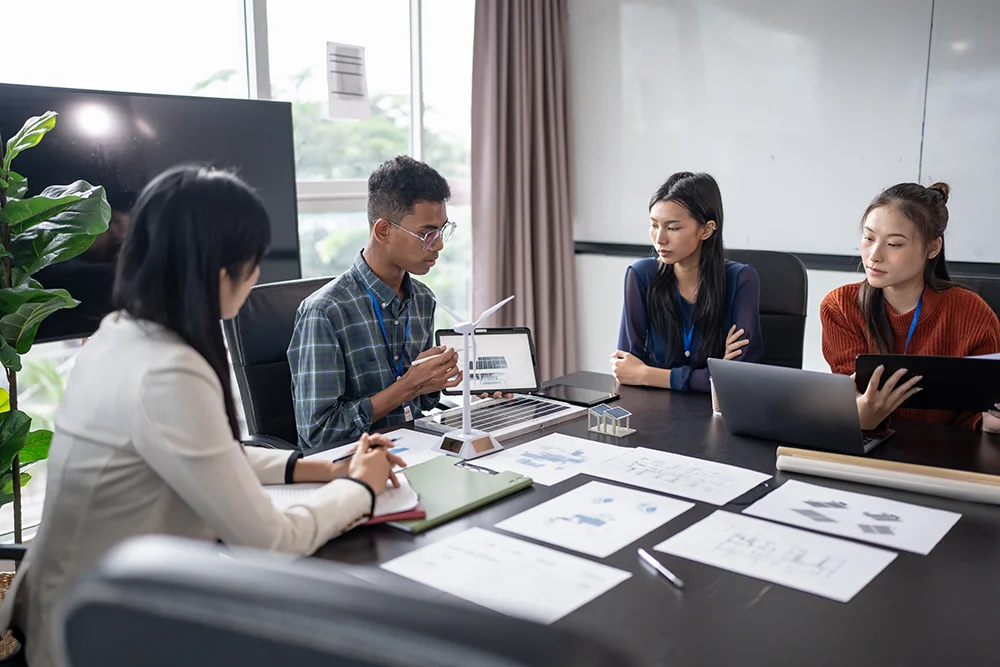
[637,547,684,589]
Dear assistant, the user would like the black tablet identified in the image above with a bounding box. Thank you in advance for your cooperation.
[533,383,620,408]
[854,354,1000,412]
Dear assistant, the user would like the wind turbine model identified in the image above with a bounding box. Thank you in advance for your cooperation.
[432,295,515,460]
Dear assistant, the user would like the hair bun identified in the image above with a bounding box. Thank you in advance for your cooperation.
[928,181,950,204]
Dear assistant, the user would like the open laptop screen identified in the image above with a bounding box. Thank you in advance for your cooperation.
[436,327,540,395]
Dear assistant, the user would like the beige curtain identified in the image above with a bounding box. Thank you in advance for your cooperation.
[472,0,577,381]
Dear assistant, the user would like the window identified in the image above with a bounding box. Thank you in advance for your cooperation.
[0,0,249,98]
[268,0,413,180]
[272,0,475,320]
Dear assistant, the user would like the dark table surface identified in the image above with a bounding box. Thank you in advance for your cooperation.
[313,372,1000,667]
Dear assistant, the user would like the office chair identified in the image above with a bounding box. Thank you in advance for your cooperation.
[224,277,333,449]
[954,274,1000,319]
[726,249,808,369]
[58,535,645,667]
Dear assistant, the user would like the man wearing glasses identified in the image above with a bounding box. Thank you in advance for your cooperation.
[288,156,462,448]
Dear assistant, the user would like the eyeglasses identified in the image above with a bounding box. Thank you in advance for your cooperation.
[384,219,456,251]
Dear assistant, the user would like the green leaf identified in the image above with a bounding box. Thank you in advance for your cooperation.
[10,231,100,285]
[0,179,6,188]
[0,285,78,316]
[0,389,8,413]
[0,409,32,473]
[0,337,21,372]
[0,247,11,261]
[6,172,28,200]
[2,111,57,175]
[0,181,111,236]
[19,430,51,464]
[0,472,31,508]
[0,291,79,353]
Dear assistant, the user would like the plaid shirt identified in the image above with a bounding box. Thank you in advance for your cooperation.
[288,252,439,449]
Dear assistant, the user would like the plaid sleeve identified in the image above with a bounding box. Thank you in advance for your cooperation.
[288,306,372,448]
[415,300,441,413]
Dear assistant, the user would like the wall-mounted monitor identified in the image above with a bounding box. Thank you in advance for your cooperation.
[0,82,301,343]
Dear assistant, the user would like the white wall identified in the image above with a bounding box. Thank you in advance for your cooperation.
[574,254,858,375]
[566,0,1000,262]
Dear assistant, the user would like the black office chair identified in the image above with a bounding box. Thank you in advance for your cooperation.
[224,276,333,449]
[58,535,644,667]
[954,274,1000,319]
[726,249,808,369]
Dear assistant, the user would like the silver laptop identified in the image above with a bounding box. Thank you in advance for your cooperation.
[414,395,585,441]
[707,359,892,455]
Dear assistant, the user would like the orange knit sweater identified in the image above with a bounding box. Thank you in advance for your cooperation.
[820,282,1000,429]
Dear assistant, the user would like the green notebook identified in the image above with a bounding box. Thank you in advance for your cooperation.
[388,456,533,534]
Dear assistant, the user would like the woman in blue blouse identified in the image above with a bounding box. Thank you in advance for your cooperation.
[611,172,764,392]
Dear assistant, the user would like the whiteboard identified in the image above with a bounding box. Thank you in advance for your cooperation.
[569,0,933,256]
[920,0,1000,263]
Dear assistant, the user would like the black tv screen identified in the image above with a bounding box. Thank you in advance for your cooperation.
[0,82,301,343]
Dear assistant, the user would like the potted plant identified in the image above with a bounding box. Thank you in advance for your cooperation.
[0,111,111,542]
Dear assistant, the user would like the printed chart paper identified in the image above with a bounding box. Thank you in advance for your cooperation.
[477,433,627,486]
[587,447,771,505]
[743,480,961,555]
[381,528,632,624]
[496,481,694,557]
[655,511,897,602]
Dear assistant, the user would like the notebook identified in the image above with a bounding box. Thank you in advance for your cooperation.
[388,455,533,534]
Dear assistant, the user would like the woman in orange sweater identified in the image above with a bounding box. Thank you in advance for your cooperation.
[821,182,1000,432]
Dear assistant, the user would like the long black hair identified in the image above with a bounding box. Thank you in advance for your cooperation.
[646,172,727,367]
[858,182,961,354]
[113,165,271,439]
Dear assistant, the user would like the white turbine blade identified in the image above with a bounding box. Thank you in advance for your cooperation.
[472,295,515,326]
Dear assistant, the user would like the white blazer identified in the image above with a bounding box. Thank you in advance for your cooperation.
[0,312,372,667]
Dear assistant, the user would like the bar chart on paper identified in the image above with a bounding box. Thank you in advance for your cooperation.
[743,480,961,555]
[477,434,626,486]
[496,481,694,557]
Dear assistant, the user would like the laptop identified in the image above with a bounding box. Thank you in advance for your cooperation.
[707,359,892,455]
[415,327,585,440]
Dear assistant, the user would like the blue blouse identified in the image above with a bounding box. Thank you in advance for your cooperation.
[617,259,764,393]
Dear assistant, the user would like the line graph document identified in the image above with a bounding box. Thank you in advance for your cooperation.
[743,480,961,555]
[477,433,627,486]
[496,481,694,558]
[655,511,897,603]
[381,528,632,624]
[586,447,771,505]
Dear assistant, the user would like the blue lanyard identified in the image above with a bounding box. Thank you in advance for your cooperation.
[903,293,923,355]
[365,287,410,378]
[677,290,694,358]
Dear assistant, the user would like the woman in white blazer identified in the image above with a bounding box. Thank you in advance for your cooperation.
[0,165,403,667]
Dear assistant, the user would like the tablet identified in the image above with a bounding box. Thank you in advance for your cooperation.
[854,354,1000,412]
[532,383,619,408]
[436,327,540,395]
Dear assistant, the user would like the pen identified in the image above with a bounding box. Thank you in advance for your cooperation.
[637,548,684,590]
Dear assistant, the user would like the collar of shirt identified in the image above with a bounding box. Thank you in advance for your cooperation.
[351,251,412,316]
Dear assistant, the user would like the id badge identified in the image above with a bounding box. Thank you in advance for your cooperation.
[403,403,414,422]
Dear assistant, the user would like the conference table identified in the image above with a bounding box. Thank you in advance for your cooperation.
[314,372,1000,667]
